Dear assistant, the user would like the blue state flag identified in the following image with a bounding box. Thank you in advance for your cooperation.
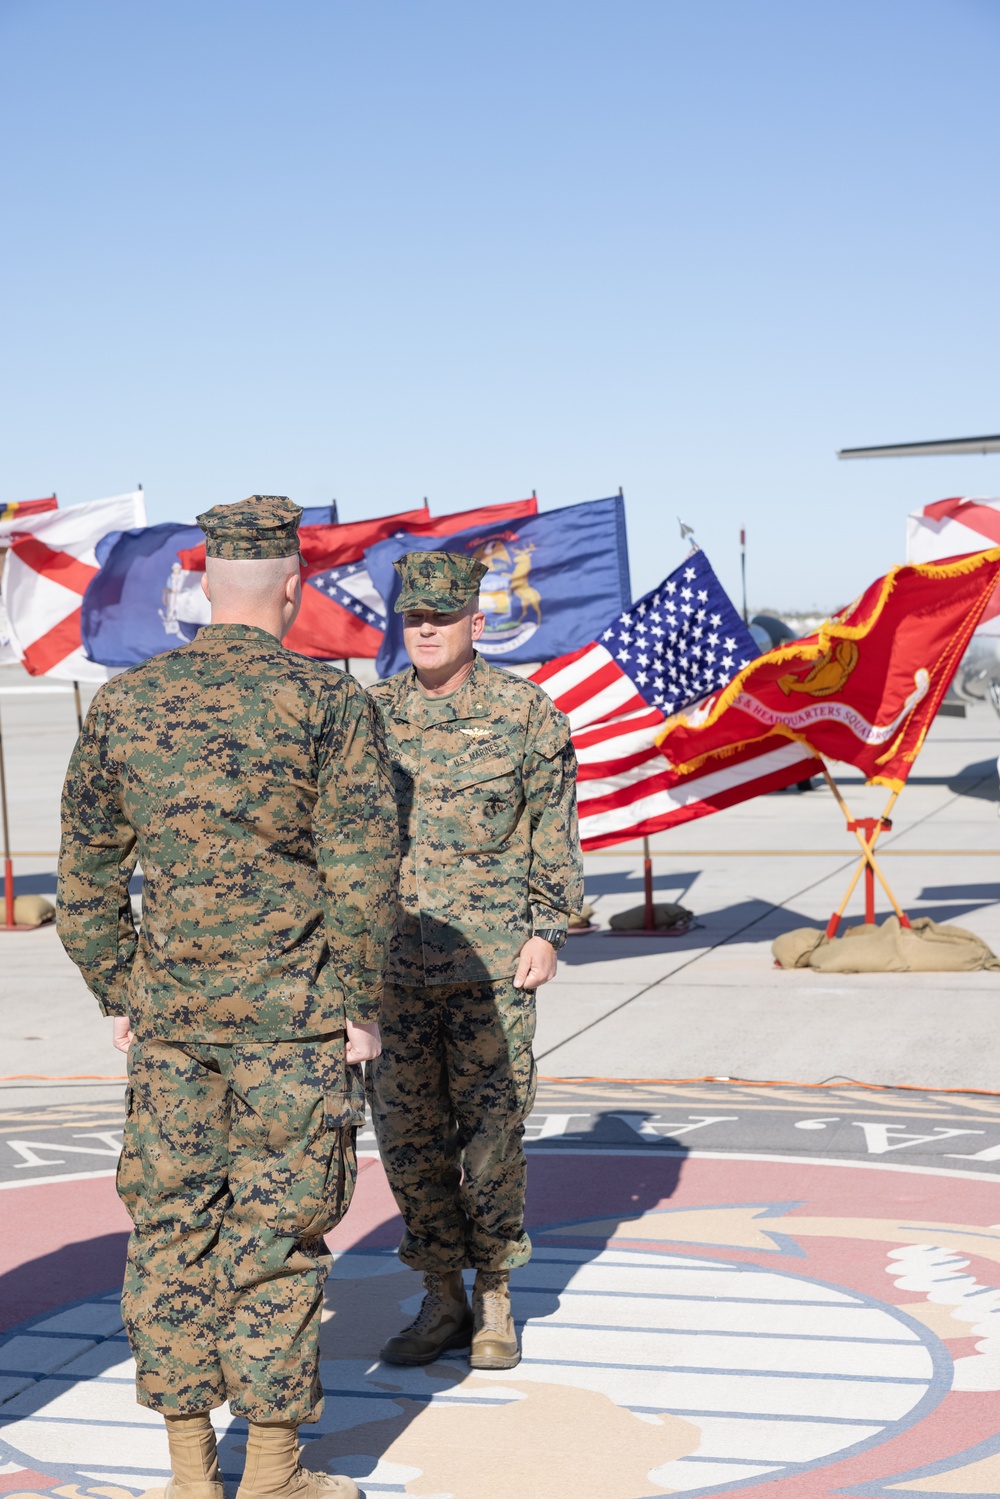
[368,494,631,678]
[82,523,207,666]
[81,504,337,667]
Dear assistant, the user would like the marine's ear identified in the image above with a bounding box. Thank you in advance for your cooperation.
[201,573,211,601]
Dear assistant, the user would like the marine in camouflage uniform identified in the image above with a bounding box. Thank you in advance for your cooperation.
[57,497,397,1499]
[367,549,583,1370]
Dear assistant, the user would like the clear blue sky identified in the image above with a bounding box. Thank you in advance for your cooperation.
[2,0,998,611]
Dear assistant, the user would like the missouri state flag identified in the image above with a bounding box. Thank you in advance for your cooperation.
[657,548,1000,791]
[285,498,540,660]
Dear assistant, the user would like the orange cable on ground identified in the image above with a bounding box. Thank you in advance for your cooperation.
[0,1073,127,1081]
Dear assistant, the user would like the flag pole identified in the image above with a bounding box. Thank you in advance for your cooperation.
[740,528,748,622]
[72,680,83,733]
[0,698,17,928]
[642,835,655,931]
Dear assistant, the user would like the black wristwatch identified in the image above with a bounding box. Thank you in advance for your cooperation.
[534,928,568,951]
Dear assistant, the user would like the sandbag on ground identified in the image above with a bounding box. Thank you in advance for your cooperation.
[610,901,693,932]
[12,894,56,927]
[772,915,1000,973]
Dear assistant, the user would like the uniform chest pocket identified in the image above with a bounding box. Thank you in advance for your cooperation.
[447,752,518,790]
[437,752,523,849]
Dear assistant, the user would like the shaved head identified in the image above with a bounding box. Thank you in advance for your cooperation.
[205,553,299,607]
[201,553,302,639]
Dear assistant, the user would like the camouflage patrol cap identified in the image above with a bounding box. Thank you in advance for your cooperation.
[197,496,303,560]
[393,550,489,614]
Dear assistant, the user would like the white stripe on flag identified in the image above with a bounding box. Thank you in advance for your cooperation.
[535,642,610,703]
[566,674,641,730]
[578,740,806,813]
[574,710,665,766]
[578,742,817,846]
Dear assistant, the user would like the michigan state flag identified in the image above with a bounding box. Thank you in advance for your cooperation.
[368,494,631,678]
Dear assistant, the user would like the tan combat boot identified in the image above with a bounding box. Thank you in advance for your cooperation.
[163,1411,225,1499]
[470,1270,520,1369]
[235,1421,359,1499]
[379,1269,473,1366]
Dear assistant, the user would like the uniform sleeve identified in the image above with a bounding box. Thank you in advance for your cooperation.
[314,680,400,1023]
[56,696,138,1017]
[522,694,585,935]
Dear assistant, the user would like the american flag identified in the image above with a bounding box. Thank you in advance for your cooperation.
[532,549,820,850]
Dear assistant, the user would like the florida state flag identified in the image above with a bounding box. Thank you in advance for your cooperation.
[655,549,1000,790]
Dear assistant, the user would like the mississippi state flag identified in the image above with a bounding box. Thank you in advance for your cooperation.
[907,496,1000,634]
[532,549,819,850]
[2,493,146,679]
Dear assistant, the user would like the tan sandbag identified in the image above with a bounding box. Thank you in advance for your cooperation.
[772,927,826,968]
[610,901,692,932]
[810,919,908,973]
[13,894,56,927]
[899,916,1000,972]
[772,915,1000,973]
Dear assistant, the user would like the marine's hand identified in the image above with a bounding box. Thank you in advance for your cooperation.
[346,1018,382,1063]
[513,936,558,990]
[112,1016,133,1054]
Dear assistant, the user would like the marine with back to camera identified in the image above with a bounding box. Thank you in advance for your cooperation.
[57,496,399,1499]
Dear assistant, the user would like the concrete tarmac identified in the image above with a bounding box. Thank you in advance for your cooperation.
[2,664,999,1091]
[4,665,1000,1499]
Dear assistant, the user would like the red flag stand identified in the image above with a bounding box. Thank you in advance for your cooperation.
[604,835,694,937]
[821,767,912,938]
[0,697,32,931]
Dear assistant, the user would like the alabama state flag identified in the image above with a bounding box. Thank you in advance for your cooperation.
[656,549,1000,790]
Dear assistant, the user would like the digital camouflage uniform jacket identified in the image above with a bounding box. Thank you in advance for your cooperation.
[57,624,399,1042]
[368,655,584,985]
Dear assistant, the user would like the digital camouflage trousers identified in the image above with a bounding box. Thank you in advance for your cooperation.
[368,980,537,1272]
[117,1033,363,1421]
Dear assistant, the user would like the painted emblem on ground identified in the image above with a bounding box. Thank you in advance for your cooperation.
[4,1146,1000,1498]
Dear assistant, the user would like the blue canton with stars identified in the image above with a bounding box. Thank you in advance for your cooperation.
[306,559,385,626]
[601,548,759,714]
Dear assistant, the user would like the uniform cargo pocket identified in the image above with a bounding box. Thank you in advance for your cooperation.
[327,1063,367,1130]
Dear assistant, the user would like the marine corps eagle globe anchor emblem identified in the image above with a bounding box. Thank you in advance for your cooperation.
[778,638,860,697]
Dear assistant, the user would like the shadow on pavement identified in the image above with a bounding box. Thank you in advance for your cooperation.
[945,759,999,800]
[581,868,700,899]
[0,873,144,898]
[561,892,1000,966]
[0,1231,128,1332]
[297,1122,689,1495]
